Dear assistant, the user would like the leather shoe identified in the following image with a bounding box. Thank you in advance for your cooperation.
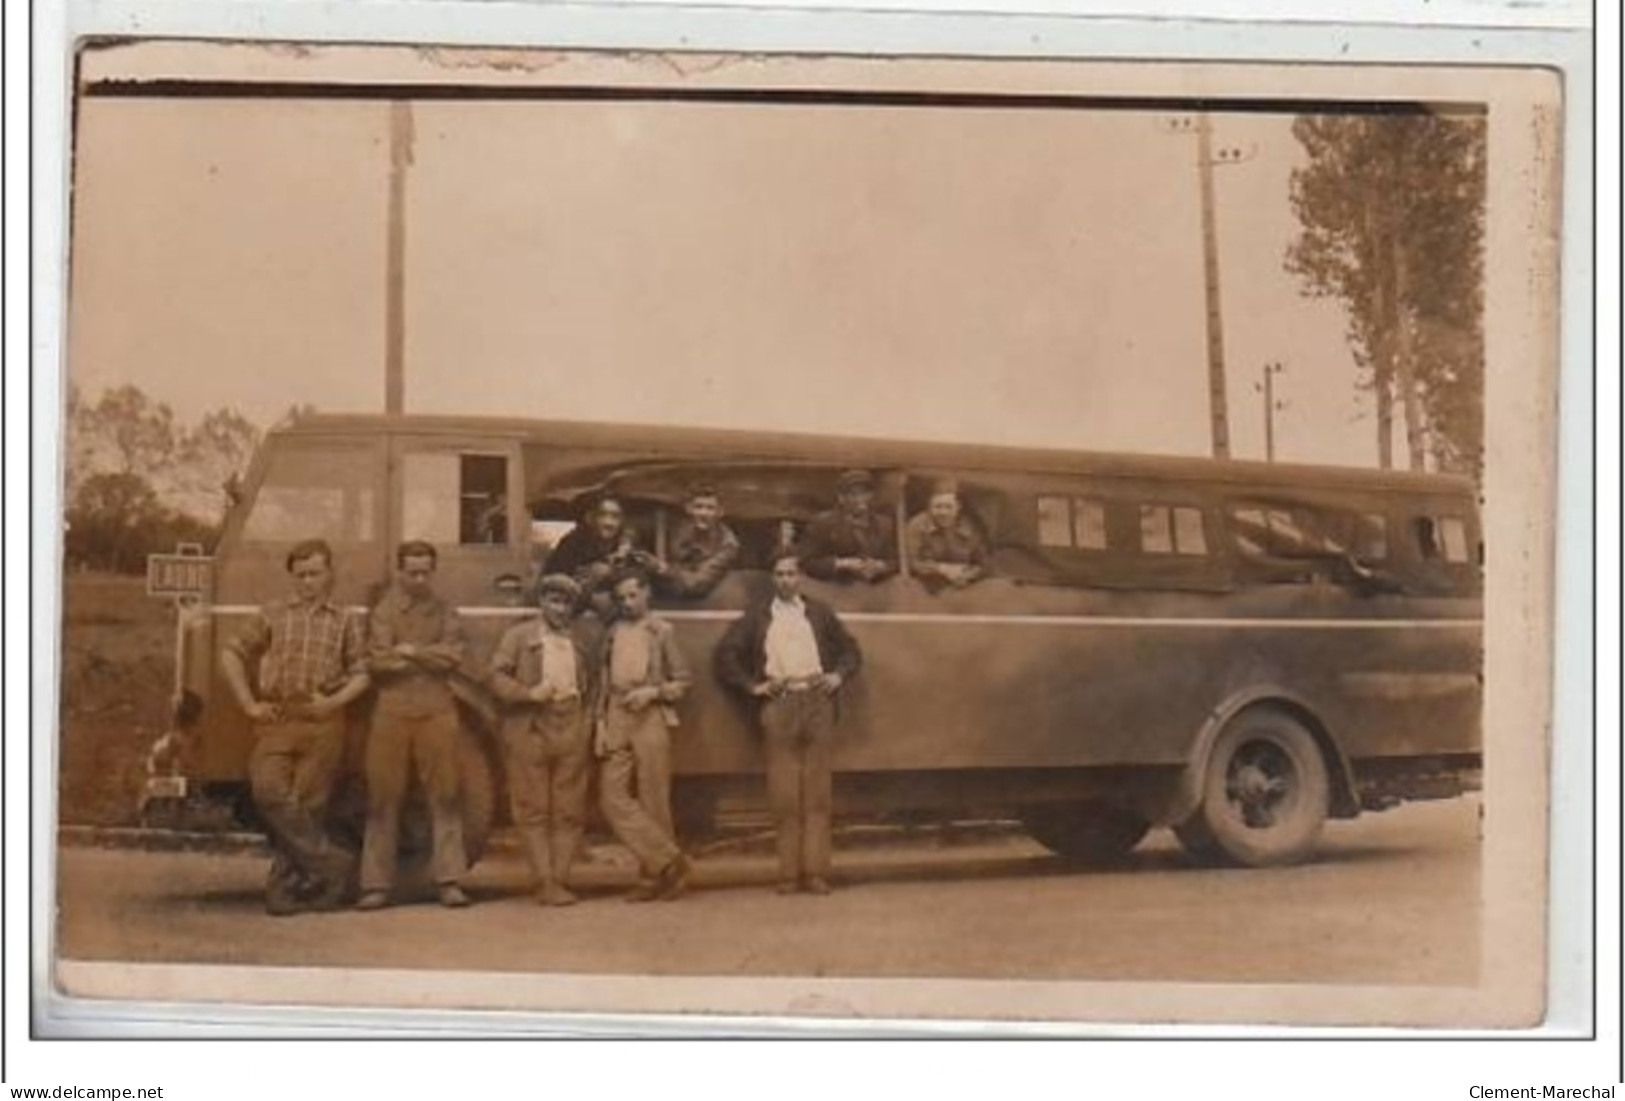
[354,891,390,911]
[803,877,832,896]
[774,880,799,896]
[655,854,693,901]
[536,882,578,907]
[265,893,304,917]
[624,879,661,903]
[438,884,472,908]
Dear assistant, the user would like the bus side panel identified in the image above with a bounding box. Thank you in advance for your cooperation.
[668,615,1482,776]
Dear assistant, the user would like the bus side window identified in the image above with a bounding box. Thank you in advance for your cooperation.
[1414,515,1471,563]
[1353,512,1389,560]
[1037,495,1108,551]
[403,452,510,546]
[1140,505,1207,556]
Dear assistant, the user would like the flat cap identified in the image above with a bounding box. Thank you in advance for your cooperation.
[536,573,582,601]
[836,469,876,491]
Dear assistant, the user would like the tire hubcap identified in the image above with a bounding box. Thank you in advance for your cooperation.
[1226,741,1296,829]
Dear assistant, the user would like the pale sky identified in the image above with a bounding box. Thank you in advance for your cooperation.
[67,91,1379,466]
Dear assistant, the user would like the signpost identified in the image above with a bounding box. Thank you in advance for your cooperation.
[142,545,214,815]
[146,551,213,599]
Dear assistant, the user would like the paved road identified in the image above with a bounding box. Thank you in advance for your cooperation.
[55,797,1479,987]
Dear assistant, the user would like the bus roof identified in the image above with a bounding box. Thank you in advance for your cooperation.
[278,412,1476,497]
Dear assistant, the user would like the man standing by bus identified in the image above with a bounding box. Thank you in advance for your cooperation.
[596,569,694,901]
[357,541,472,910]
[716,552,862,894]
[800,469,897,583]
[488,574,597,906]
[222,538,370,916]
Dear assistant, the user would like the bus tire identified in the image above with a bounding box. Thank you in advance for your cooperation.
[1021,802,1150,866]
[1177,706,1329,867]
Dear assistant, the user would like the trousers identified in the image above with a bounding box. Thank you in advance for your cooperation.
[760,690,836,882]
[504,701,592,886]
[248,716,353,903]
[360,704,467,892]
[598,703,679,877]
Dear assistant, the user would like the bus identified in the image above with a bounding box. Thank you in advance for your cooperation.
[153,412,1482,871]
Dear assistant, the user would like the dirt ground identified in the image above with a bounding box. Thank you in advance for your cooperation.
[55,798,1482,991]
[57,572,176,826]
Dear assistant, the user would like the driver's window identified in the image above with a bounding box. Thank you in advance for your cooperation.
[403,452,509,546]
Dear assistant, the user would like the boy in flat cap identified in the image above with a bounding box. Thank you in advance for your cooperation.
[799,469,897,584]
[488,574,598,905]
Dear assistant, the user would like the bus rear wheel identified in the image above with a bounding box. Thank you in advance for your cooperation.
[1021,802,1150,866]
[1176,707,1329,867]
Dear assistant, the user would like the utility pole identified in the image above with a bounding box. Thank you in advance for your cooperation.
[1256,361,1286,462]
[1158,113,1254,461]
[384,100,414,415]
[1194,113,1230,460]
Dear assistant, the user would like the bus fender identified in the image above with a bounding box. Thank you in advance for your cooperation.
[1167,687,1359,826]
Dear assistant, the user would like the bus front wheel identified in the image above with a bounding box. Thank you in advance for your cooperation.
[1176,707,1329,868]
[1021,802,1150,866]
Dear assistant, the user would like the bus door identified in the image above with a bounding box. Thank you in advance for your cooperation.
[387,434,529,609]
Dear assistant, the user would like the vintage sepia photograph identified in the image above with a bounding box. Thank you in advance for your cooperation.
[47,39,1563,1030]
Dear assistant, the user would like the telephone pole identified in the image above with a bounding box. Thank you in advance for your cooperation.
[1158,113,1255,461]
[1256,361,1286,462]
[384,101,414,415]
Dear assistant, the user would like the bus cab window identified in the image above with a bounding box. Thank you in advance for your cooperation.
[242,446,376,544]
[403,452,510,546]
[1141,505,1207,556]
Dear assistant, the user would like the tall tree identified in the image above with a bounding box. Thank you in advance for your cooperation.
[1285,111,1486,475]
[85,384,180,476]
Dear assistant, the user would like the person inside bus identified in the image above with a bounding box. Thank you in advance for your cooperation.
[543,495,654,616]
[905,479,990,592]
[357,541,472,911]
[653,483,741,599]
[488,573,598,907]
[715,551,863,894]
[798,469,898,583]
[220,538,370,916]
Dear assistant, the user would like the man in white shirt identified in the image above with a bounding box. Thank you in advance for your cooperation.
[488,574,596,906]
[716,553,863,894]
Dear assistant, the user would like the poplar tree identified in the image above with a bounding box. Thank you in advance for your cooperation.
[1285,111,1486,476]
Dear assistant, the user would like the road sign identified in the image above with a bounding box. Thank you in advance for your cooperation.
[147,553,213,598]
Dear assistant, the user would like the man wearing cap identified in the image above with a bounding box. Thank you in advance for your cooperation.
[715,551,863,894]
[356,540,473,911]
[799,469,898,584]
[655,484,741,600]
[905,480,990,592]
[488,574,598,906]
[595,569,695,901]
[221,538,370,915]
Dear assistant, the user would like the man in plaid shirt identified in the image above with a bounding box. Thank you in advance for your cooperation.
[223,538,370,915]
